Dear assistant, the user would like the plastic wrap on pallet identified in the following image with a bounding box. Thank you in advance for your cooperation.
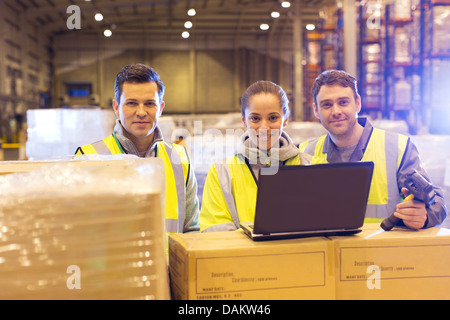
[411,135,450,228]
[372,119,410,135]
[410,135,450,186]
[284,121,328,145]
[0,157,170,300]
[26,109,116,161]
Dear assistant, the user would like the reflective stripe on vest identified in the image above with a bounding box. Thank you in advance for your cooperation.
[215,154,302,228]
[91,140,113,155]
[79,135,187,233]
[300,129,408,219]
[364,130,401,219]
[215,162,241,229]
[157,142,186,234]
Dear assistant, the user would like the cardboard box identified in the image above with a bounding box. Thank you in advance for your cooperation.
[169,231,334,300]
[332,223,450,299]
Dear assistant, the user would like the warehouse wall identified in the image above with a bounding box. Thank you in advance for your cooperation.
[0,2,53,142]
[54,46,294,114]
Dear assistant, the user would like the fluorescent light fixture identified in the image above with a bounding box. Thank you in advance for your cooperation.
[260,23,270,31]
[182,31,190,38]
[95,13,103,21]
[281,1,291,8]
[306,24,315,30]
[271,11,280,18]
[104,29,112,37]
[184,21,193,29]
[187,8,196,16]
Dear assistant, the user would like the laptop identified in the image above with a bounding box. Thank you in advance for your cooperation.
[240,162,374,241]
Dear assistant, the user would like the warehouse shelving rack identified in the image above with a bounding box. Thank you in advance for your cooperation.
[301,5,343,121]
[357,0,385,118]
[384,0,422,132]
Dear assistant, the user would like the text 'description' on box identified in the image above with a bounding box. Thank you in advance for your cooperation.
[169,231,335,300]
[196,251,325,294]
[337,243,450,299]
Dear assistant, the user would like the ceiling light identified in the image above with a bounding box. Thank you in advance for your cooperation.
[104,29,112,37]
[281,1,291,8]
[306,24,315,31]
[271,11,280,18]
[184,21,193,29]
[182,31,190,38]
[260,23,270,31]
[187,8,196,16]
[95,13,103,21]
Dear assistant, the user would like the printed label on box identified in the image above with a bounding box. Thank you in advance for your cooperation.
[196,251,326,294]
[340,244,450,281]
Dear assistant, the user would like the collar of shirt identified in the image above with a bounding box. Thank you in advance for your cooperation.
[323,117,373,163]
[113,119,164,157]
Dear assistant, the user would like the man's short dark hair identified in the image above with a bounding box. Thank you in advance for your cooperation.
[312,70,359,107]
[114,64,165,103]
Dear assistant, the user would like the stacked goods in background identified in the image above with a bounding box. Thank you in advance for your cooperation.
[26,108,115,160]
[0,157,169,300]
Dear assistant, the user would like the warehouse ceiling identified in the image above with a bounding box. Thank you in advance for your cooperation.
[4,0,338,41]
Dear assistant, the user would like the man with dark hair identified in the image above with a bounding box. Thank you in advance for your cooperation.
[300,69,447,229]
[76,63,200,234]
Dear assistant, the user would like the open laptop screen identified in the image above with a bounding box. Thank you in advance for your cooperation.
[253,162,374,235]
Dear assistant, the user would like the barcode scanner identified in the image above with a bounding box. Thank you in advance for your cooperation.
[380,170,436,231]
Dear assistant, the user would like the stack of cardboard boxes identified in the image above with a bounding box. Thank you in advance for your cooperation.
[169,223,450,300]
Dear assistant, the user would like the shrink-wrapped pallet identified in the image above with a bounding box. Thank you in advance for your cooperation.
[26,108,116,160]
[284,121,328,145]
[0,157,169,300]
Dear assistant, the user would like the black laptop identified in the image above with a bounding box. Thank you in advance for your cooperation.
[240,162,374,241]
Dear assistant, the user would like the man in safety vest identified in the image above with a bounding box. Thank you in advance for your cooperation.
[76,64,200,234]
[299,69,446,229]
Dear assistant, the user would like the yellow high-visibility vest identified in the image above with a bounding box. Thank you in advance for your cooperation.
[299,128,409,220]
[200,154,302,232]
[76,133,189,234]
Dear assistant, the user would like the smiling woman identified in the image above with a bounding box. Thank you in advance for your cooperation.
[242,92,287,151]
[241,81,290,152]
[199,80,312,233]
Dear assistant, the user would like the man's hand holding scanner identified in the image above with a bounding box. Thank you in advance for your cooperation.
[394,188,427,230]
